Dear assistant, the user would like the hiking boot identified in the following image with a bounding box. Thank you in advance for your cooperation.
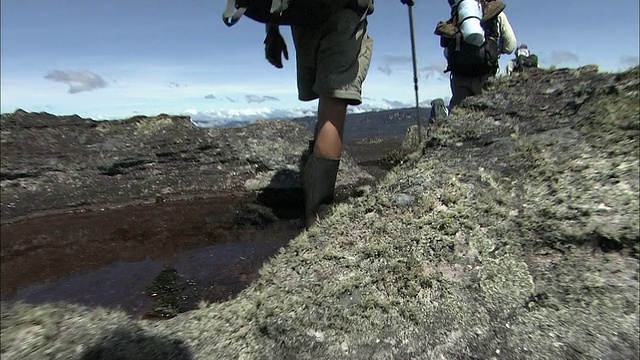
[303,155,340,229]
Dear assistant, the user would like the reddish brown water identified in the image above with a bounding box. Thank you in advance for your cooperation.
[0,136,400,319]
[0,195,302,318]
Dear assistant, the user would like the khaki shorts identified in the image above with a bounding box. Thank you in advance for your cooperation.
[291,9,373,105]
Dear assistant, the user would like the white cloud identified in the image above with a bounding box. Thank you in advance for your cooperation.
[548,51,579,65]
[620,55,639,68]
[378,65,393,76]
[420,62,447,81]
[377,55,413,76]
[44,70,107,94]
[245,94,280,103]
[187,107,317,127]
[187,100,429,127]
[3,58,454,120]
[349,102,405,113]
[383,99,411,108]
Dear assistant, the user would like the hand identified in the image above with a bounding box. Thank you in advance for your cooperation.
[264,26,289,69]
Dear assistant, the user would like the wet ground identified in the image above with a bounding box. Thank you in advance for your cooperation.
[1,194,304,318]
[0,135,405,319]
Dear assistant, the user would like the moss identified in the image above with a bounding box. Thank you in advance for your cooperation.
[145,267,191,318]
[134,116,176,135]
[380,148,411,166]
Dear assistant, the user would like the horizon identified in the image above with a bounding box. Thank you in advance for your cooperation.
[4,103,432,126]
[2,0,639,125]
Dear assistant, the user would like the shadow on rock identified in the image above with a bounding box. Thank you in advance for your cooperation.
[255,153,373,221]
[255,168,305,220]
[80,326,193,360]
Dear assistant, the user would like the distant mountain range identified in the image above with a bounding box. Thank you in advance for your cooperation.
[1,105,432,143]
[187,98,443,125]
[289,107,431,141]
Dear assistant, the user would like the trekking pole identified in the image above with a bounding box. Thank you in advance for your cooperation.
[401,0,421,146]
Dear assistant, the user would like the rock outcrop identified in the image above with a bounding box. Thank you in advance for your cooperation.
[1,66,638,359]
[0,112,372,223]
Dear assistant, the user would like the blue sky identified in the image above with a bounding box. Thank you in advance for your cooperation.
[1,0,638,124]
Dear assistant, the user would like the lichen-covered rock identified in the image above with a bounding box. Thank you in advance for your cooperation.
[2,66,638,359]
[400,124,429,149]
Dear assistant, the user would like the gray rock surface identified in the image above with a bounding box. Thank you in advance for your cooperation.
[0,113,372,223]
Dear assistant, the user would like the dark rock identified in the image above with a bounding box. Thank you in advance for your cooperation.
[233,203,279,229]
[0,115,372,223]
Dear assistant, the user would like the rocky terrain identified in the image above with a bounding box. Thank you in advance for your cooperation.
[0,112,372,223]
[1,65,639,359]
[0,110,376,318]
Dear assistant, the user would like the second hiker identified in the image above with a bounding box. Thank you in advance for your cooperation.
[506,44,539,75]
[435,0,517,110]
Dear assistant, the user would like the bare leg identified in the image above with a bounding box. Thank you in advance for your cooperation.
[303,95,348,228]
[313,96,348,158]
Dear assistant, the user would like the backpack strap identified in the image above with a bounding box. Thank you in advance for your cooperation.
[346,0,372,39]
[222,0,247,26]
[454,31,462,51]
[481,1,505,23]
[358,1,371,21]
[270,0,290,14]
[222,0,289,27]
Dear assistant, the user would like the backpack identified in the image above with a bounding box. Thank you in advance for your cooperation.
[435,0,506,77]
[430,98,449,122]
[222,0,373,28]
[515,54,539,69]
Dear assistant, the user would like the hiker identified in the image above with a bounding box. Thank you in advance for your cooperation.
[429,98,449,123]
[435,0,517,110]
[506,44,539,75]
[222,0,374,228]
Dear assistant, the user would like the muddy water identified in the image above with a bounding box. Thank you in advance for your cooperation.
[0,137,400,319]
[1,195,303,318]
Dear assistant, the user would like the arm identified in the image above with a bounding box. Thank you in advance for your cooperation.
[266,23,280,35]
[497,13,516,55]
[264,23,289,68]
